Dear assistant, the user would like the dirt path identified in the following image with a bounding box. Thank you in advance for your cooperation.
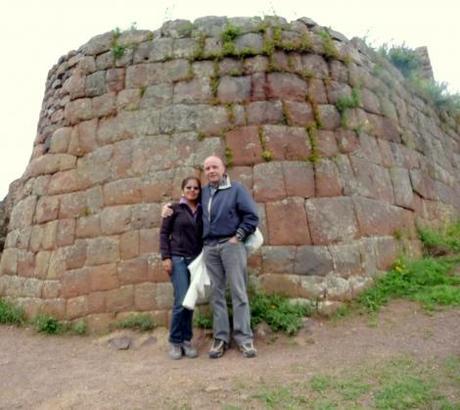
[1,301,459,409]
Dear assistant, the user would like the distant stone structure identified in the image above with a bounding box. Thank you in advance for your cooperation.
[0,16,459,331]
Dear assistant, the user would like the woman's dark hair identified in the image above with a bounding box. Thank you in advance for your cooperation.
[181,176,201,190]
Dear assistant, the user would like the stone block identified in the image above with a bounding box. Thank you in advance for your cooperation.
[131,203,161,229]
[118,257,149,285]
[315,158,343,197]
[299,276,327,300]
[174,78,212,104]
[105,285,134,313]
[253,162,286,202]
[139,228,159,255]
[153,282,173,309]
[266,198,311,245]
[100,206,132,235]
[284,101,315,127]
[35,251,51,279]
[147,254,169,283]
[326,81,352,105]
[283,161,315,198]
[225,126,263,166]
[0,248,18,275]
[106,68,125,93]
[301,54,329,79]
[56,218,76,247]
[120,230,140,260]
[305,197,359,245]
[317,105,340,130]
[117,89,141,111]
[390,167,414,209]
[40,299,66,320]
[61,268,90,298]
[235,32,264,53]
[62,240,87,270]
[64,98,93,124]
[227,166,253,192]
[350,156,395,203]
[88,263,119,292]
[262,125,310,161]
[261,246,296,273]
[85,313,114,334]
[251,72,266,101]
[267,73,308,101]
[17,251,35,277]
[76,215,101,238]
[329,243,363,277]
[375,236,400,270]
[42,280,61,299]
[42,221,59,250]
[217,76,251,103]
[86,237,120,266]
[9,196,37,230]
[349,276,373,298]
[336,129,359,154]
[47,249,66,279]
[35,196,59,224]
[410,169,436,200]
[324,274,352,301]
[353,197,416,237]
[244,56,269,74]
[294,245,334,276]
[48,169,90,196]
[247,101,283,125]
[92,92,116,118]
[259,273,302,297]
[50,127,71,153]
[308,78,328,104]
[134,282,156,311]
[316,130,339,158]
[66,296,88,320]
[103,178,143,206]
[59,191,87,219]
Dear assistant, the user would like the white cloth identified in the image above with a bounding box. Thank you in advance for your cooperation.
[244,227,264,254]
[182,251,210,310]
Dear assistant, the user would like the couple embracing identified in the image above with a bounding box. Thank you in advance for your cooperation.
[160,156,259,360]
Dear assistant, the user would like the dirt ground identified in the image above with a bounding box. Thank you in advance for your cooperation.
[1,300,459,410]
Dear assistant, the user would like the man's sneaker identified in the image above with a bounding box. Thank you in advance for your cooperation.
[239,341,257,358]
[182,341,198,358]
[208,339,227,359]
[168,343,183,360]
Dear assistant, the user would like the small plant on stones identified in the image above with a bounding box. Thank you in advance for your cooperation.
[34,314,63,335]
[113,313,155,332]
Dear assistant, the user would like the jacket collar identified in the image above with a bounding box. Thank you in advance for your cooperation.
[209,174,232,191]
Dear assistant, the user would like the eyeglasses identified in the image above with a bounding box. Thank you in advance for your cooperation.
[184,186,200,191]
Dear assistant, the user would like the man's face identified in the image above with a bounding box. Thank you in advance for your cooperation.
[204,156,225,184]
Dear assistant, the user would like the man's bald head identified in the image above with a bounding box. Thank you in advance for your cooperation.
[204,155,226,184]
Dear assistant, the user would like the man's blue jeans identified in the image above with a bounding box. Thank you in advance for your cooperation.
[169,256,193,344]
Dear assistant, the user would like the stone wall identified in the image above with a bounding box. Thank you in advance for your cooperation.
[0,16,459,331]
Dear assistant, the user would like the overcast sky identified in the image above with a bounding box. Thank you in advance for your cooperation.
[0,0,458,199]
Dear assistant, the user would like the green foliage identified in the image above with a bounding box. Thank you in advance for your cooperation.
[261,150,273,162]
[307,125,321,164]
[221,24,241,43]
[193,311,213,329]
[0,298,25,326]
[111,44,126,60]
[71,320,87,335]
[379,43,460,115]
[335,88,361,113]
[419,221,460,255]
[34,314,63,335]
[250,292,311,336]
[318,29,339,59]
[357,256,460,313]
[113,313,155,331]
[224,146,234,168]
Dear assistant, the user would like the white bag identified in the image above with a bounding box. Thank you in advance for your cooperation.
[182,251,210,310]
[244,227,264,254]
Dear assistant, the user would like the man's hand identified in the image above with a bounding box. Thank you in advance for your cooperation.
[228,236,239,244]
[162,259,172,276]
[161,203,173,218]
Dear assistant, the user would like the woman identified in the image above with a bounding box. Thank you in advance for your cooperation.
[160,176,203,360]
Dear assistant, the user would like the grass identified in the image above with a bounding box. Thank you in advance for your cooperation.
[418,221,460,256]
[194,291,311,336]
[113,313,155,332]
[0,298,26,325]
[34,314,64,335]
[247,355,460,409]
[378,43,460,116]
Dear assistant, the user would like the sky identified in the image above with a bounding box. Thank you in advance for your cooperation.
[0,0,459,199]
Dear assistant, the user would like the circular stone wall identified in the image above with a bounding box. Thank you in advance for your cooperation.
[0,16,459,331]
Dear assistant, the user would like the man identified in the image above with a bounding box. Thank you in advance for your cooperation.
[162,155,259,358]
[202,156,259,359]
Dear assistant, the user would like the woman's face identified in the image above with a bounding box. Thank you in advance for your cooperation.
[182,180,200,202]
